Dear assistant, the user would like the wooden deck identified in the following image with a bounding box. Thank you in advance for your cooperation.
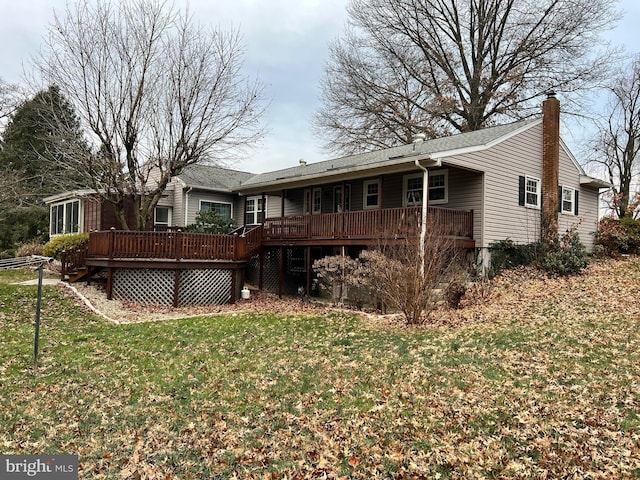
[80,206,473,262]
[262,206,474,246]
[86,227,263,262]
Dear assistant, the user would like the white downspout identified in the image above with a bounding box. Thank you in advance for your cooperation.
[184,187,193,226]
[414,159,429,278]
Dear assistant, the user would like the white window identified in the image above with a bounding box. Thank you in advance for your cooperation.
[561,186,576,215]
[403,173,423,206]
[428,170,448,204]
[525,176,541,209]
[246,196,265,224]
[50,200,81,235]
[303,188,322,214]
[333,185,351,212]
[404,170,448,206]
[363,179,381,209]
[154,206,172,227]
[200,200,232,220]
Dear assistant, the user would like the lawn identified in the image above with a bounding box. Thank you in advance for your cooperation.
[1,257,639,479]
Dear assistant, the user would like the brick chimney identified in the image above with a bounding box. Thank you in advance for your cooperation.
[541,92,560,245]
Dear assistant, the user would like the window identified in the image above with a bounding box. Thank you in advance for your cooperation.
[333,185,351,212]
[403,174,423,206]
[403,170,448,206]
[245,196,265,224]
[519,176,541,209]
[303,188,322,214]
[561,186,578,215]
[50,200,81,235]
[200,200,232,220]
[363,179,380,209]
[154,206,172,227]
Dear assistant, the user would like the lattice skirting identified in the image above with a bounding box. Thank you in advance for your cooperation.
[112,268,240,306]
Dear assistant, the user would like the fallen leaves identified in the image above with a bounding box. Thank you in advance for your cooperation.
[1,257,640,478]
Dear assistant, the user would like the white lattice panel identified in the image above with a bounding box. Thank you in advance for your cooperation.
[113,268,174,305]
[178,269,231,306]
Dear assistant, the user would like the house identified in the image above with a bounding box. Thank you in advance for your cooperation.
[236,94,608,292]
[44,165,259,233]
[46,94,609,306]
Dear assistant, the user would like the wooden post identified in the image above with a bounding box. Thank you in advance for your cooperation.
[306,246,312,297]
[259,248,264,290]
[107,267,114,300]
[278,246,284,298]
[230,268,237,304]
[109,227,116,260]
[174,229,182,261]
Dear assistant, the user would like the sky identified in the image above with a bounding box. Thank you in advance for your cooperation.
[0,0,638,174]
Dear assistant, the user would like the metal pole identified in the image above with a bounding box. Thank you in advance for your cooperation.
[33,262,44,369]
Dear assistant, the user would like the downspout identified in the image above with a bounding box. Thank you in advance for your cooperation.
[184,187,193,227]
[414,159,430,279]
[414,157,441,278]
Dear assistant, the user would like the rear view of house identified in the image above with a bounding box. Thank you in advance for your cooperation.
[45,95,609,305]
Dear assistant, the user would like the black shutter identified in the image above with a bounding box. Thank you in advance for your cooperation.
[558,186,563,212]
[574,190,579,215]
[519,176,525,206]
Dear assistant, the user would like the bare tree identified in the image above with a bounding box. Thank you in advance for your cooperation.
[592,55,640,218]
[0,78,23,128]
[315,0,619,155]
[34,0,264,230]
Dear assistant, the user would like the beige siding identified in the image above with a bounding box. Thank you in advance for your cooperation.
[444,124,544,248]
[185,190,243,226]
[442,122,601,251]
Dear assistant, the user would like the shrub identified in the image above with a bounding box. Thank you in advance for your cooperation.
[444,280,467,309]
[541,228,588,275]
[185,210,234,234]
[43,233,89,260]
[312,254,361,306]
[357,223,465,324]
[595,217,629,255]
[488,239,543,276]
[16,240,45,257]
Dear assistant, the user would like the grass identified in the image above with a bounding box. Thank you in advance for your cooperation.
[1,257,639,479]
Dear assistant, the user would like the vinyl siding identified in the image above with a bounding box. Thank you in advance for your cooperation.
[185,190,243,226]
[445,123,544,248]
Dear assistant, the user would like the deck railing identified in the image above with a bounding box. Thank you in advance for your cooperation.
[85,206,472,262]
[87,230,256,261]
[263,206,473,240]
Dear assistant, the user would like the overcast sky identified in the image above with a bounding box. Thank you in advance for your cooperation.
[0,0,638,174]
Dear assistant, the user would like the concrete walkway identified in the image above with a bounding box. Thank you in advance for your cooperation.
[13,278,62,286]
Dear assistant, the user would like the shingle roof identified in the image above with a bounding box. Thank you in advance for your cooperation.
[175,164,254,192]
[239,118,539,189]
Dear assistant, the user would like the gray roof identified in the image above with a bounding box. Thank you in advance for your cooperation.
[175,164,254,192]
[239,118,539,189]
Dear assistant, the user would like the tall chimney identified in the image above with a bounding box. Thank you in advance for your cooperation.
[541,92,560,245]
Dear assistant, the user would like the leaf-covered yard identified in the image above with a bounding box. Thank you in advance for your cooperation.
[1,257,639,479]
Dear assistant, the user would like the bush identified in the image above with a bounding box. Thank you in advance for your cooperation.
[184,210,234,234]
[444,280,467,309]
[541,229,588,276]
[595,217,640,256]
[488,239,543,276]
[16,240,45,257]
[312,254,361,305]
[43,233,89,260]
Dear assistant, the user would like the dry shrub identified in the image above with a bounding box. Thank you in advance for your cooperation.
[16,240,45,257]
[358,222,466,324]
